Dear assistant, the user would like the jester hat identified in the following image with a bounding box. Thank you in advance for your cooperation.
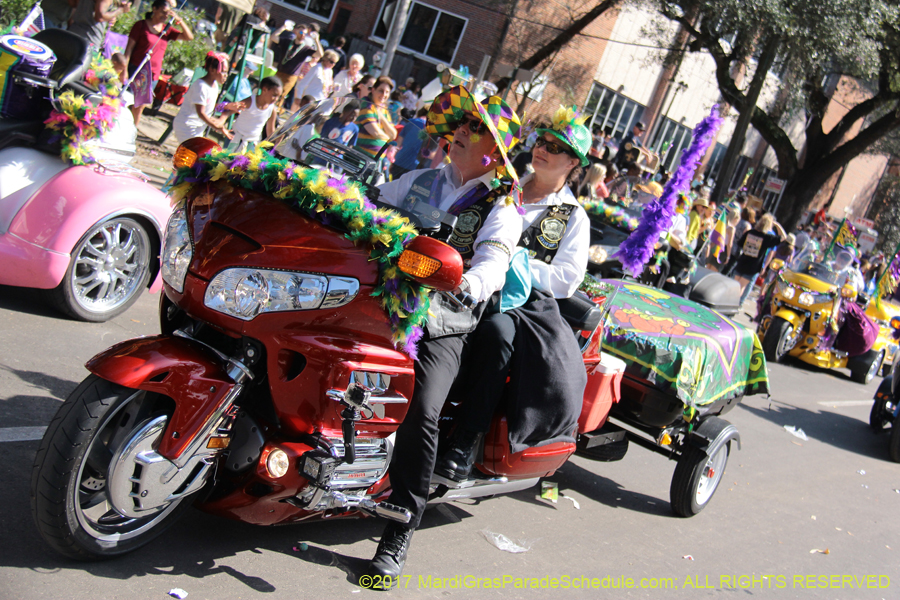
[537,105,592,167]
[425,85,522,183]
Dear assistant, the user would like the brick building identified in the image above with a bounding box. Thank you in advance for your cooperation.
[259,0,621,119]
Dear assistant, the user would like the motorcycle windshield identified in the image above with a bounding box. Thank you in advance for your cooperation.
[266,98,452,229]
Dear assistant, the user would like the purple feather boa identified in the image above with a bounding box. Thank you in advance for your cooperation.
[614,105,723,276]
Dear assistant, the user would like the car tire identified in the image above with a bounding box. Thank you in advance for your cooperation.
[670,442,730,517]
[49,217,152,322]
[850,349,884,385]
[762,317,795,363]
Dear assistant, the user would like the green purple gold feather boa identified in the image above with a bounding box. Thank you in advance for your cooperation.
[580,198,639,231]
[168,143,431,358]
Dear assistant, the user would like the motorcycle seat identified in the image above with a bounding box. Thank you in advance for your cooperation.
[33,29,90,89]
[558,291,603,332]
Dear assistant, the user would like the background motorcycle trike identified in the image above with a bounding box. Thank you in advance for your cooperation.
[31,100,754,562]
[0,29,171,322]
[757,254,887,384]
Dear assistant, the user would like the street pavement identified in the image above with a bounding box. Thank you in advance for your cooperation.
[0,289,897,599]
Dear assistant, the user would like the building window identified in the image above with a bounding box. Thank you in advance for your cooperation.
[583,83,645,142]
[271,0,338,22]
[649,116,693,173]
[371,1,467,64]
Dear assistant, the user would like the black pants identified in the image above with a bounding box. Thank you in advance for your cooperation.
[387,330,469,528]
[457,311,517,433]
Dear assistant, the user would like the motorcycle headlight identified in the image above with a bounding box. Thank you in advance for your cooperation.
[780,282,795,300]
[798,292,814,306]
[204,268,359,320]
[161,206,192,293]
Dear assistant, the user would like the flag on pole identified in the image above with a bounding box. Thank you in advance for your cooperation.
[18,4,45,37]
[824,218,859,261]
[708,206,729,263]
[833,218,859,248]
[130,60,154,106]
[875,241,900,307]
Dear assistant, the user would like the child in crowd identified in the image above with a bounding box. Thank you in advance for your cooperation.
[308,100,361,166]
[227,76,283,152]
[173,52,233,143]
[319,100,361,146]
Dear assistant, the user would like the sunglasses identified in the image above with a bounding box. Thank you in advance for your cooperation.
[535,136,575,157]
[452,114,488,136]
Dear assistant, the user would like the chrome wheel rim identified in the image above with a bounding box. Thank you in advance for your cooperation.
[695,444,728,506]
[866,351,885,383]
[69,218,150,314]
[73,391,185,542]
[777,324,800,358]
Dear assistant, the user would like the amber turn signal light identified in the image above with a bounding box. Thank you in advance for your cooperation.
[173,147,197,169]
[398,250,442,278]
[173,137,221,169]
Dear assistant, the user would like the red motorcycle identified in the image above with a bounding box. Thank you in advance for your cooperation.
[28,105,656,560]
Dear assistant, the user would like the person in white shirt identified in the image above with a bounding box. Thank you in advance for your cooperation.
[227,76,282,152]
[331,53,364,97]
[292,49,339,103]
[434,107,591,483]
[364,86,522,589]
[172,52,232,143]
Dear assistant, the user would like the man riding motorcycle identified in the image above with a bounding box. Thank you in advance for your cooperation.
[363,86,523,587]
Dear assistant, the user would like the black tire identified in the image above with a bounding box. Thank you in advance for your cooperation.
[850,349,885,385]
[670,442,730,517]
[762,317,794,363]
[49,217,152,322]
[31,375,198,560]
[869,395,892,432]
[890,415,900,463]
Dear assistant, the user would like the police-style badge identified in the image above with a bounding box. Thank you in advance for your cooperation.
[537,217,566,250]
[449,209,481,254]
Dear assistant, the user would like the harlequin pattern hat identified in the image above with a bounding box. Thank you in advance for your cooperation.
[426,85,522,182]
[536,105,591,167]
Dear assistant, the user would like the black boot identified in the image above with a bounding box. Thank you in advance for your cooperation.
[434,429,484,482]
[363,522,414,589]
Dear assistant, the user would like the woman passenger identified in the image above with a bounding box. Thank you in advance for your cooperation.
[435,109,592,481]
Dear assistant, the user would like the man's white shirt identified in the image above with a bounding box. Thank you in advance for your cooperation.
[378,163,519,303]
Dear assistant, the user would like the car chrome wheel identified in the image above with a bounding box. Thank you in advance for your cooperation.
[69,218,150,314]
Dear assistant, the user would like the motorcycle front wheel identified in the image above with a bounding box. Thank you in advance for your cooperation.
[31,375,198,560]
[761,317,796,363]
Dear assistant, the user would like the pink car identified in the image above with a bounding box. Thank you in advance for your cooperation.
[0,147,172,321]
[0,29,172,322]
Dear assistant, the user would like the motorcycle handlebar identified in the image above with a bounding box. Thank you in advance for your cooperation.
[442,290,477,311]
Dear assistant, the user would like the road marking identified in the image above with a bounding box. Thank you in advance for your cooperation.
[816,400,874,407]
[0,426,47,442]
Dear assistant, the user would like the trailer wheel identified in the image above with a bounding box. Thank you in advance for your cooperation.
[670,442,730,517]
